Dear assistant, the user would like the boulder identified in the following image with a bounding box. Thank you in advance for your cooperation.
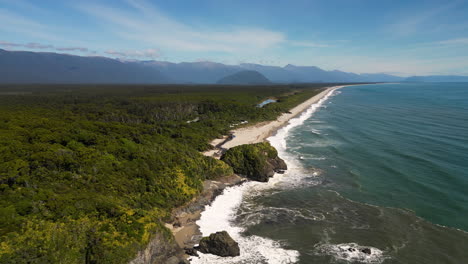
[197,231,240,257]
[184,247,198,257]
[361,248,372,255]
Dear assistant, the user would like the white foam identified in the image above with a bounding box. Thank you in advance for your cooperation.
[267,87,340,187]
[314,242,387,263]
[268,88,340,156]
[192,178,300,264]
[311,128,322,135]
[192,88,340,263]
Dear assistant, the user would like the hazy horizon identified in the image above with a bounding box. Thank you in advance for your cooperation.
[1,0,468,77]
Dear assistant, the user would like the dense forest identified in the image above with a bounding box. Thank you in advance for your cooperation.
[0,83,339,263]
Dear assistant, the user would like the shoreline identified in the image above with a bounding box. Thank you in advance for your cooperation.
[202,85,347,158]
[169,84,352,258]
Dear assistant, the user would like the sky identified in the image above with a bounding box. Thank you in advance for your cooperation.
[1,0,468,76]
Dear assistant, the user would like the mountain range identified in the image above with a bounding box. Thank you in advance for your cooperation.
[1,49,467,84]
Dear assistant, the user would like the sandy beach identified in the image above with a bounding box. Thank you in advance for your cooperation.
[203,85,346,158]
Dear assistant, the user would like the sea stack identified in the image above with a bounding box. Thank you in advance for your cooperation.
[197,231,240,257]
[220,142,287,182]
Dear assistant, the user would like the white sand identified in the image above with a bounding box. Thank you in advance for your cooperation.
[203,85,346,157]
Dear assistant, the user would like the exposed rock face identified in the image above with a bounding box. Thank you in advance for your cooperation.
[128,232,187,264]
[221,142,287,182]
[269,156,288,173]
[197,231,240,257]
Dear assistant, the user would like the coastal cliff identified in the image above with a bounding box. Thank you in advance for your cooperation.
[129,143,286,263]
[129,232,187,264]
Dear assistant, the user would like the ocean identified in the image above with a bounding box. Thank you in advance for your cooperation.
[192,83,468,264]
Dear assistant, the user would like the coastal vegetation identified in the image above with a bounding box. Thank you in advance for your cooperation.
[0,83,332,263]
[221,142,287,182]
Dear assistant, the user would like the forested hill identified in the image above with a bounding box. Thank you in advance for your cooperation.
[0,83,337,263]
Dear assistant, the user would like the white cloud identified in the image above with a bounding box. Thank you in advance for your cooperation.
[437,37,468,45]
[0,40,95,54]
[24,42,53,49]
[0,8,59,41]
[386,2,460,37]
[0,41,22,47]
[76,0,285,54]
[105,49,160,59]
[289,41,331,48]
[56,47,89,52]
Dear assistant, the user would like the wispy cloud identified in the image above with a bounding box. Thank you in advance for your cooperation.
[105,48,160,59]
[0,8,59,41]
[289,41,331,48]
[437,37,468,45]
[76,0,285,54]
[386,1,461,37]
[24,42,54,49]
[0,40,163,58]
[0,41,22,47]
[56,47,89,52]
[0,0,47,14]
[0,40,92,53]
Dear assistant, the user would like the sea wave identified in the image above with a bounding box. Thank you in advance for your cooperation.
[313,242,388,264]
[191,88,340,263]
[191,177,300,264]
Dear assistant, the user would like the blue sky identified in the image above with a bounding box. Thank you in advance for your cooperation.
[1,0,468,76]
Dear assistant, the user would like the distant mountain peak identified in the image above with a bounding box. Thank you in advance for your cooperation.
[217,70,271,85]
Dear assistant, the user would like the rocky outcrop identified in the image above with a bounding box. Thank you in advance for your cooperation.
[128,232,188,264]
[220,142,287,182]
[268,156,288,174]
[196,231,240,257]
[361,248,372,255]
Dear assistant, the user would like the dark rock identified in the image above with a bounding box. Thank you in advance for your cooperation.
[270,157,288,171]
[361,248,372,255]
[184,247,198,257]
[348,247,356,252]
[173,220,182,228]
[197,231,240,257]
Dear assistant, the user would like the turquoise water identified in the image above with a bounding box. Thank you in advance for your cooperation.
[292,83,468,231]
[233,83,468,263]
